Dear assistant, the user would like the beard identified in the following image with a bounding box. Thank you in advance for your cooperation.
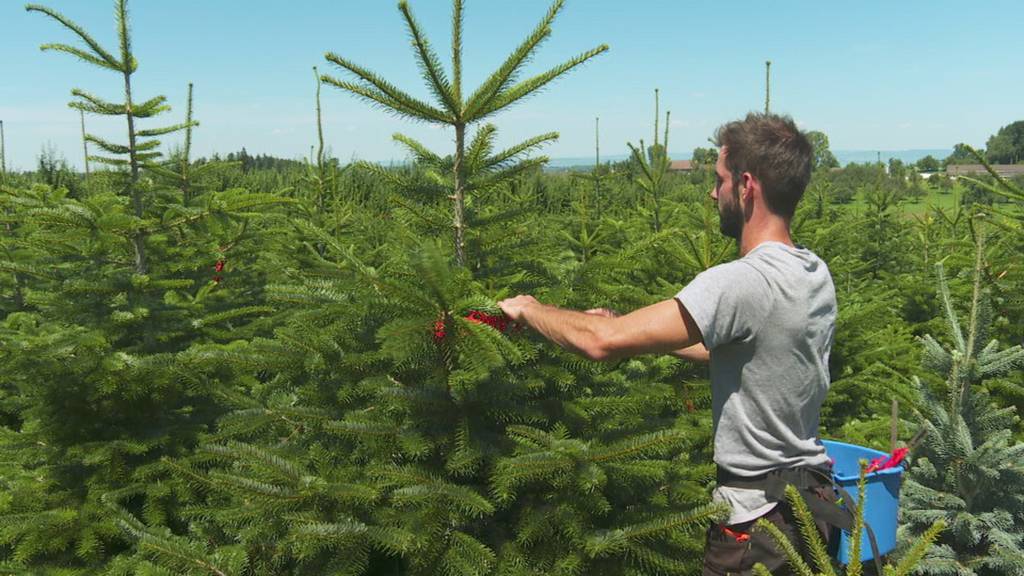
[718,190,743,239]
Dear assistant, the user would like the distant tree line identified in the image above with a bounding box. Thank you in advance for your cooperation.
[195,147,311,172]
[945,120,1024,166]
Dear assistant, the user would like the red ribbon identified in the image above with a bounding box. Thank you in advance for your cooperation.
[722,526,750,543]
[865,447,909,473]
[433,311,513,342]
[212,258,226,284]
[433,319,447,342]
[465,310,511,332]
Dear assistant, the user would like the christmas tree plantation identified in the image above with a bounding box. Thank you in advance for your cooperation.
[2,1,1023,575]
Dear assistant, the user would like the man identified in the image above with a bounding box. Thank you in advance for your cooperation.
[499,113,837,575]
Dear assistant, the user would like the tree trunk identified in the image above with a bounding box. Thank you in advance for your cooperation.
[313,70,326,219]
[0,120,22,308]
[80,110,90,176]
[453,123,466,267]
[653,193,662,233]
[594,117,601,220]
[123,67,147,276]
[0,120,6,181]
[182,83,193,204]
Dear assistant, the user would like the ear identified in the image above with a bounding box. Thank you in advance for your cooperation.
[740,172,758,201]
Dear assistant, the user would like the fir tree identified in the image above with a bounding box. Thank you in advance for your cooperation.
[147,82,200,203]
[26,0,196,275]
[752,478,944,576]
[0,121,27,314]
[147,83,240,205]
[958,144,1024,239]
[0,168,291,572]
[321,0,608,266]
[310,66,332,215]
[591,117,605,218]
[899,232,1024,576]
[859,182,911,277]
[299,66,350,259]
[562,117,612,263]
[0,4,294,571]
[627,89,672,233]
[111,213,728,575]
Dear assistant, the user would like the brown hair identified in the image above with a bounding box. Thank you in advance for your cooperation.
[713,113,812,219]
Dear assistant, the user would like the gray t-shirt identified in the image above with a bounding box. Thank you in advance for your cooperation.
[676,241,835,523]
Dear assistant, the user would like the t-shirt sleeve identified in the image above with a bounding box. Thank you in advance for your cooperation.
[675,262,770,350]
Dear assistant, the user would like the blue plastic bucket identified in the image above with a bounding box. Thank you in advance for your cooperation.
[821,440,903,564]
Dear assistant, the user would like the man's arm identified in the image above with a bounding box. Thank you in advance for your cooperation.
[498,296,703,362]
[670,343,710,363]
[586,307,710,364]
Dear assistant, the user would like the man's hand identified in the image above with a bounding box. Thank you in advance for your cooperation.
[498,294,539,322]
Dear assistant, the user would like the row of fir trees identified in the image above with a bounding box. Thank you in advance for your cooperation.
[2,1,1024,575]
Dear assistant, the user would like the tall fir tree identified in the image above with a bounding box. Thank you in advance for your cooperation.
[0,3,293,571]
[114,235,727,575]
[26,0,196,275]
[899,231,1024,576]
[321,0,607,266]
[562,117,611,264]
[627,89,673,233]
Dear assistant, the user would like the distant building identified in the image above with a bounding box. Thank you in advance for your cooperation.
[668,160,693,172]
[946,164,1024,179]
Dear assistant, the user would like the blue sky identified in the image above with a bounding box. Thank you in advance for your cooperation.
[1,0,1021,171]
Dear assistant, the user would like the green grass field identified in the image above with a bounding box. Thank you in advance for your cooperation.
[899,187,962,215]
[847,184,1022,218]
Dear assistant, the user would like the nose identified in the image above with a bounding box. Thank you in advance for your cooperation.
[710,184,717,200]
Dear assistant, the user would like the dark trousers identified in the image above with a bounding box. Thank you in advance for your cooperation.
[702,485,836,576]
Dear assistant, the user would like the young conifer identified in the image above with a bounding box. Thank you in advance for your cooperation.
[569,117,613,236]
[900,230,1024,575]
[27,0,195,274]
[300,65,349,256]
[1,5,295,571]
[959,144,1024,237]
[563,119,607,264]
[752,478,944,576]
[628,89,673,232]
[321,0,608,266]
[147,83,239,206]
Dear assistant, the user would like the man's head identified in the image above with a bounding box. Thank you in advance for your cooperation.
[711,113,813,238]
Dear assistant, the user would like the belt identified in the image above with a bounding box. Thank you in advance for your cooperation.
[716,464,834,499]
